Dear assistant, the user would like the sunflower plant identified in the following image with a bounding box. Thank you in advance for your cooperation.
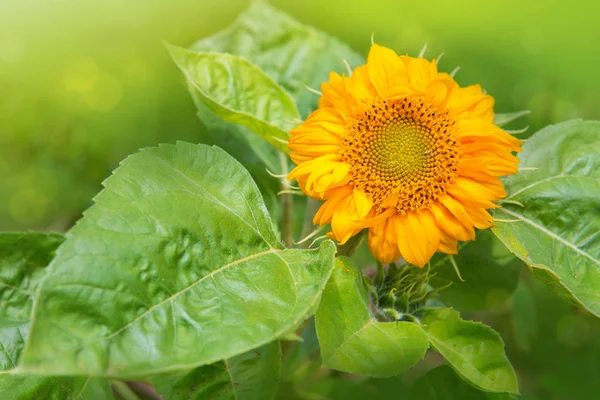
[1,1,599,399]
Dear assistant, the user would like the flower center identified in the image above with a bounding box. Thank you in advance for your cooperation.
[342,98,461,213]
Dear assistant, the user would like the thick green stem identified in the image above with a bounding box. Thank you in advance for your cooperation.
[279,153,293,248]
[111,381,140,400]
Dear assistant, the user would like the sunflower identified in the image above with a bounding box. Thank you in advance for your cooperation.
[287,44,522,267]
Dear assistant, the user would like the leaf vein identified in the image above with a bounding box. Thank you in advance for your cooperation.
[101,249,281,341]
[501,208,600,266]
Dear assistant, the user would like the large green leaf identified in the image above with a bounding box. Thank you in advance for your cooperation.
[191,100,284,237]
[0,232,113,400]
[315,258,429,378]
[420,308,518,394]
[191,1,364,116]
[169,46,299,154]
[152,341,281,400]
[20,143,336,378]
[430,230,522,311]
[409,366,514,400]
[492,120,600,316]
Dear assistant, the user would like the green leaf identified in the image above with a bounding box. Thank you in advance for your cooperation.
[492,120,600,316]
[20,143,336,378]
[0,232,63,370]
[191,1,364,116]
[420,308,518,394]
[315,258,429,378]
[494,110,530,128]
[169,46,299,154]
[152,341,281,400]
[191,100,283,233]
[0,375,113,400]
[409,366,514,400]
[430,230,522,311]
[0,232,113,400]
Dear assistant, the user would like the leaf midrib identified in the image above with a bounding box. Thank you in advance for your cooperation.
[155,156,277,249]
[506,174,600,200]
[500,208,600,266]
[426,334,500,391]
[102,248,281,341]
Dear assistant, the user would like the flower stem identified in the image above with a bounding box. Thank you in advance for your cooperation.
[279,153,293,248]
[111,381,140,400]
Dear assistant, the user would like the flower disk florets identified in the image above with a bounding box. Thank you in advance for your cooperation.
[343,98,460,213]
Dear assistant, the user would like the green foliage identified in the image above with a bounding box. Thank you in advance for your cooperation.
[0,232,64,342]
[0,376,113,400]
[420,308,518,394]
[20,143,335,378]
[493,120,600,316]
[152,341,281,400]
[1,1,599,399]
[171,0,363,242]
[190,0,364,116]
[0,232,113,400]
[169,46,298,154]
[316,258,429,377]
[510,279,538,351]
[508,277,600,400]
[410,366,514,400]
[430,230,522,312]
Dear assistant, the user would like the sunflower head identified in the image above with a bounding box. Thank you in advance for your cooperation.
[288,44,522,267]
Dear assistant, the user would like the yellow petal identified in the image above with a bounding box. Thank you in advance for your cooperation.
[446,178,499,209]
[313,186,353,225]
[331,198,361,244]
[353,188,373,219]
[430,201,475,242]
[367,44,408,98]
[396,210,440,268]
[402,56,438,91]
[465,206,494,230]
[368,213,401,264]
[438,231,459,254]
[438,195,474,230]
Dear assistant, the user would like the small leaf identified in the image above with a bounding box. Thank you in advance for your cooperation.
[191,1,364,116]
[169,46,299,154]
[0,232,113,400]
[430,230,522,311]
[493,120,600,316]
[420,308,518,394]
[152,341,281,400]
[20,143,336,378]
[494,110,530,128]
[410,366,515,399]
[315,258,429,378]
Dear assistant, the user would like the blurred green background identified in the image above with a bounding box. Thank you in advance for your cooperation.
[1,1,599,399]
